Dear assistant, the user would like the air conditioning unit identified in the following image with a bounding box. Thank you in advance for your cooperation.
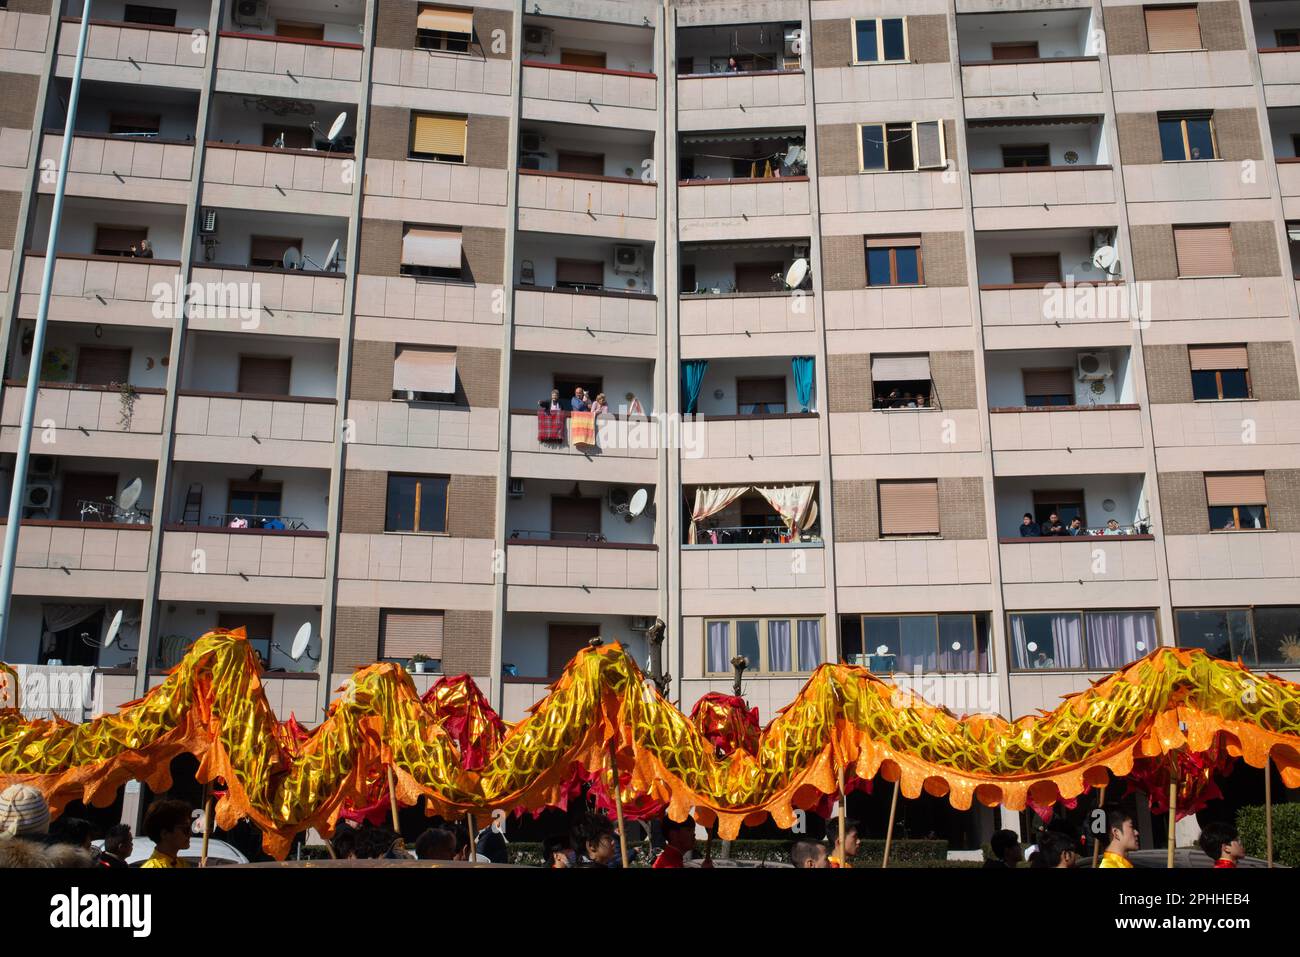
[1077,351,1113,380]
[508,477,524,498]
[607,487,630,513]
[198,208,218,234]
[629,616,654,631]
[233,0,269,29]
[523,25,553,54]
[24,483,53,510]
[29,454,57,479]
[521,132,543,153]
[612,245,645,275]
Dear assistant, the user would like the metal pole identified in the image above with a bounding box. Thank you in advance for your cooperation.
[0,1,93,656]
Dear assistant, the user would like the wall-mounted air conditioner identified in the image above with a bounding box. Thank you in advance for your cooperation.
[233,0,269,30]
[508,477,525,498]
[24,483,53,510]
[29,454,56,479]
[1077,351,1113,380]
[523,25,553,54]
[198,208,219,234]
[613,245,645,275]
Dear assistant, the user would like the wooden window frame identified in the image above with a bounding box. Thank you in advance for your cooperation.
[385,473,450,534]
[1158,112,1218,162]
[857,121,945,172]
[851,16,910,65]
[1189,354,1252,401]
[704,616,824,675]
[865,241,923,287]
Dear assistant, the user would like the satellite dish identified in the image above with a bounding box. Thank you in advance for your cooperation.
[628,488,648,518]
[803,499,818,530]
[324,238,340,271]
[104,609,124,648]
[118,477,143,512]
[282,247,303,270]
[290,622,312,661]
[326,112,347,142]
[784,258,808,289]
[1092,245,1118,272]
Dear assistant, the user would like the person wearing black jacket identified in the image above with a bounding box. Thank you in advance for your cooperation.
[97,823,132,868]
[1018,513,1041,537]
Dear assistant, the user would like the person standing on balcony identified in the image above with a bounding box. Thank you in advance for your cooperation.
[1067,517,1085,536]
[590,392,609,416]
[1104,519,1124,535]
[547,389,564,412]
[1042,513,1066,537]
[1019,513,1041,537]
[570,387,589,412]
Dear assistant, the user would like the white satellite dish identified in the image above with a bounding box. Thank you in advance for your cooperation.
[784,258,808,289]
[118,477,143,512]
[104,609,124,648]
[1092,245,1118,272]
[324,238,340,271]
[628,488,648,518]
[290,621,312,661]
[282,247,303,270]
[327,112,347,142]
[803,499,818,530]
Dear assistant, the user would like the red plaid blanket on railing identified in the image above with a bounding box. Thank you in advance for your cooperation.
[537,409,566,442]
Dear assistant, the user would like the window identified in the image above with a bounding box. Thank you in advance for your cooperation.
[854,614,989,673]
[1000,143,1050,168]
[858,121,946,171]
[393,345,456,401]
[94,225,147,257]
[550,495,601,541]
[853,17,908,64]
[547,623,600,678]
[1177,606,1300,669]
[123,4,177,26]
[1144,5,1201,52]
[1011,253,1062,284]
[217,613,272,664]
[262,125,314,149]
[249,235,302,269]
[1205,472,1268,530]
[1158,112,1216,161]
[706,617,823,674]
[380,610,444,666]
[275,20,324,40]
[109,113,161,136]
[416,5,472,52]
[866,235,922,286]
[227,481,283,525]
[386,474,449,533]
[555,258,604,291]
[556,151,604,176]
[991,41,1039,60]
[878,479,939,537]
[872,354,932,408]
[736,377,786,415]
[1188,344,1250,400]
[681,263,696,292]
[401,225,462,279]
[1278,29,1300,48]
[75,346,131,387]
[410,113,467,162]
[1032,489,1085,528]
[59,472,118,522]
[237,355,292,396]
[560,49,607,69]
[1022,368,1075,406]
[1174,224,1234,277]
[1010,610,1157,670]
[733,261,783,293]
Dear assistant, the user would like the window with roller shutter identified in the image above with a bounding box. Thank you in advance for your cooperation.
[237,355,292,396]
[94,225,148,257]
[217,612,273,666]
[409,113,467,162]
[417,6,472,52]
[249,236,302,269]
[1011,253,1062,284]
[1021,368,1075,406]
[1205,472,1269,530]
[380,610,444,664]
[878,479,940,536]
[1174,225,1234,277]
[75,347,131,387]
[1188,344,1250,400]
[1144,5,1202,52]
[401,225,463,279]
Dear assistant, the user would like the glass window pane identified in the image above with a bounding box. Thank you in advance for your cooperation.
[767,619,792,671]
[386,476,417,531]
[797,620,822,671]
[736,620,761,671]
[860,125,885,170]
[1218,369,1249,399]
[855,19,879,62]
[1249,607,1300,668]
[1158,119,1187,160]
[1240,504,1267,529]
[885,124,914,170]
[864,616,900,673]
[707,621,730,673]
[1009,612,1083,669]
[867,248,893,285]
[417,478,448,532]
[894,248,920,284]
[938,615,976,671]
[1084,610,1156,670]
[1185,119,1215,160]
[1209,505,1237,529]
[1190,369,1222,400]
[882,18,906,60]
[896,615,938,672]
[1176,609,1250,663]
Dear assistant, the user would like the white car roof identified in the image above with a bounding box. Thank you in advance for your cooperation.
[92,836,250,865]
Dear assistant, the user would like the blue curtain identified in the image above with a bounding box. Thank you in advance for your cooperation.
[791,356,814,412]
[681,359,708,414]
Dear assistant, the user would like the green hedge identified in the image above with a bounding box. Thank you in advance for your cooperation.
[506,838,950,868]
[1235,803,1300,868]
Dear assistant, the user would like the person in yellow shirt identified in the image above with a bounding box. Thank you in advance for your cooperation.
[827,819,859,868]
[1098,808,1139,869]
[140,799,194,869]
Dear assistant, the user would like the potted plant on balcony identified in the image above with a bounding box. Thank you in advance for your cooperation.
[411,654,431,674]
[113,380,138,432]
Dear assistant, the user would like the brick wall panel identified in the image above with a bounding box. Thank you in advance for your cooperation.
[357,218,402,277]
[921,232,967,287]
[820,233,865,291]
[0,191,20,251]
[333,607,380,670]
[1248,341,1300,402]
[456,346,500,408]
[1103,5,1148,56]
[832,479,877,542]
[930,350,977,409]
[366,106,409,162]
[447,474,496,538]
[1130,224,1178,281]
[341,470,387,534]
[475,9,513,59]
[1116,113,1163,166]
[826,353,872,412]
[466,115,509,169]
[810,17,852,67]
[1157,471,1209,535]
[443,609,492,675]
[7,0,54,12]
[1267,470,1300,532]
[817,123,860,178]
[349,340,395,401]
[1230,221,1281,277]
[909,15,951,64]
[938,477,986,539]
[373,0,416,49]
[1143,344,1193,404]
[0,74,39,131]
[462,226,504,284]
[1198,1,1246,51]
[1214,108,1263,161]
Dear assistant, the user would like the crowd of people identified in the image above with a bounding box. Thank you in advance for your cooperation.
[1019,512,1129,537]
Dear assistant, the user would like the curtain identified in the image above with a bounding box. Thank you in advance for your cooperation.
[681,359,709,414]
[938,615,978,671]
[1084,611,1155,670]
[707,621,730,673]
[1051,614,1083,668]
[755,484,815,537]
[690,485,748,543]
[797,620,822,671]
[1010,613,1082,669]
[767,619,792,672]
[40,604,101,657]
[791,356,814,412]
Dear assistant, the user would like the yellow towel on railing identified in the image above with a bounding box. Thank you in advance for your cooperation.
[570,410,597,448]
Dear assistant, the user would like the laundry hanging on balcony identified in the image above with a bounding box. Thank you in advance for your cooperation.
[754,484,816,538]
[537,408,565,443]
[688,486,749,544]
[569,410,597,448]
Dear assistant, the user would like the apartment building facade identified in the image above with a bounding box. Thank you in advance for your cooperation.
[1,0,1299,809]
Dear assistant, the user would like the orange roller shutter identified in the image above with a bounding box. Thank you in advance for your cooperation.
[381,611,444,659]
[1204,472,1266,506]
[1174,225,1234,277]
[879,479,939,536]
[1187,344,1248,370]
[1145,6,1202,52]
[411,114,467,159]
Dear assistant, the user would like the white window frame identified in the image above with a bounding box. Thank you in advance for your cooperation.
[856,120,947,172]
[704,616,824,675]
[851,16,910,65]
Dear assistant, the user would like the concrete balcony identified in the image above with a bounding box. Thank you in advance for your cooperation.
[960,58,1104,117]
[1150,400,1300,453]
[186,265,346,337]
[502,679,551,724]
[1123,160,1274,205]
[201,143,354,217]
[1165,531,1300,605]
[817,171,963,219]
[1108,51,1252,94]
[828,409,984,457]
[521,63,657,132]
[516,171,657,242]
[969,167,1115,229]
[677,177,811,241]
[38,132,194,205]
[1,383,165,459]
[823,286,974,334]
[0,9,49,75]
[215,33,364,101]
[362,158,508,220]
[679,292,815,359]
[342,403,498,469]
[675,71,805,131]
[512,287,656,357]
[810,62,954,106]
[998,536,1160,608]
[1260,49,1300,104]
[680,543,826,616]
[56,19,208,88]
[1144,277,1291,324]
[508,411,657,484]
[835,539,992,595]
[158,527,328,603]
[19,254,181,329]
[680,414,821,485]
[370,45,512,99]
[2,520,151,598]
[173,392,337,468]
[93,669,140,716]
[988,405,1144,472]
[353,276,502,334]
[978,281,1135,334]
[336,533,495,608]
[1277,158,1300,216]
[505,541,658,615]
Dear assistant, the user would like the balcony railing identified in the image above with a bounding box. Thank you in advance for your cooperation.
[505,540,659,612]
[174,392,337,464]
[40,132,195,202]
[988,404,1143,451]
[517,170,657,236]
[201,142,354,213]
[20,253,181,327]
[998,535,1159,585]
[676,70,805,125]
[215,31,364,87]
[159,526,329,599]
[2,381,166,437]
[969,166,1114,209]
[960,57,1102,104]
[978,279,1133,328]
[1,518,152,579]
[679,289,815,341]
[512,285,656,337]
[57,18,208,80]
[677,176,811,232]
[521,61,657,117]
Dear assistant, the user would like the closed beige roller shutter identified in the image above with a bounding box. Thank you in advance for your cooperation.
[393,346,456,394]
[402,226,461,269]
[879,479,939,536]
[865,235,921,249]
[411,114,467,159]
[381,611,444,659]
[1188,344,1248,370]
[1145,6,1202,52]
[1205,472,1267,505]
[417,6,472,35]
[1174,225,1234,277]
[1022,368,1074,397]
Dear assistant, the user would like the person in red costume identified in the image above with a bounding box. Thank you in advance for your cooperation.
[653,816,712,868]
[1197,822,1246,869]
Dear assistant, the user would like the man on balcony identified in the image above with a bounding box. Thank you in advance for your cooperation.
[1019,513,1041,537]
